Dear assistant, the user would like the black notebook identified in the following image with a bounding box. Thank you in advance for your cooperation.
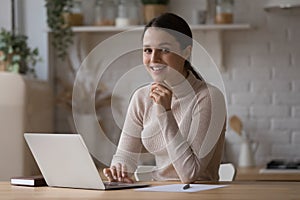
[10,175,47,187]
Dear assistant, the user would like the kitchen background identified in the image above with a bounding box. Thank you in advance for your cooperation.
[1,0,299,167]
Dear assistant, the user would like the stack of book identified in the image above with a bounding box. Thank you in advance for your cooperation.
[10,175,47,187]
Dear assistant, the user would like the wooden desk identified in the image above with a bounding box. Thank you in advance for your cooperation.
[1,181,299,200]
[236,167,300,181]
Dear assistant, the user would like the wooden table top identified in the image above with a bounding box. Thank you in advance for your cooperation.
[236,167,300,181]
[1,181,299,200]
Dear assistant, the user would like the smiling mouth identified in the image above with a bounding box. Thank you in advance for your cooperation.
[150,65,167,72]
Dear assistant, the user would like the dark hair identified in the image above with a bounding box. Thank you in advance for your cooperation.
[142,13,202,80]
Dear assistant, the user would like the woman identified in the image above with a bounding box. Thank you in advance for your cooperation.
[103,13,226,184]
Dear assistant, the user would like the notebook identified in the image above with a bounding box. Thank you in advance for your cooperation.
[24,133,149,190]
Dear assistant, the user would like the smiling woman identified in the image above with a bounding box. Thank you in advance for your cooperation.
[103,13,226,184]
[143,28,188,84]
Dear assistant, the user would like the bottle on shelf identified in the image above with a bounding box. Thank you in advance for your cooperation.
[115,0,131,27]
[63,0,84,26]
[105,0,117,26]
[94,0,104,25]
[215,0,234,24]
[206,0,216,24]
[94,0,117,26]
[128,0,141,25]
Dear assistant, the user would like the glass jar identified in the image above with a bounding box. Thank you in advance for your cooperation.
[116,0,130,27]
[94,0,116,26]
[64,0,84,26]
[104,0,117,26]
[215,0,234,24]
[128,0,141,25]
[94,0,104,25]
[206,0,216,24]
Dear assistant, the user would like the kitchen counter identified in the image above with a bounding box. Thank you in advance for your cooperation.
[236,167,300,181]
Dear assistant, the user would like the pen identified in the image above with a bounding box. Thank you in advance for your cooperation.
[183,184,190,190]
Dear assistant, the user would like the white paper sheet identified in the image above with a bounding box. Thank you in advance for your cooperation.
[135,184,227,193]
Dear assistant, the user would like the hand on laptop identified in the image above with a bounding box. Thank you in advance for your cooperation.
[103,163,134,183]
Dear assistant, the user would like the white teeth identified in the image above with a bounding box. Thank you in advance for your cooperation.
[151,66,165,71]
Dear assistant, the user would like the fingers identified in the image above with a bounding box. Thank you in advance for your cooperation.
[103,168,115,182]
[151,88,164,96]
[111,165,118,180]
[116,163,122,182]
[150,83,172,111]
[150,91,160,103]
[103,164,134,183]
[123,177,134,183]
[151,83,171,94]
[150,84,172,99]
[122,164,128,178]
[121,164,134,183]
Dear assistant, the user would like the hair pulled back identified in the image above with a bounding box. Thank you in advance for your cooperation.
[142,13,202,80]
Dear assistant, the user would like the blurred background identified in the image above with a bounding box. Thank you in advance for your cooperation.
[0,0,299,180]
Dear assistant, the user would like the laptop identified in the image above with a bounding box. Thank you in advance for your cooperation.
[24,133,150,190]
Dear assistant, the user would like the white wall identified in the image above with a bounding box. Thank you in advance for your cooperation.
[20,0,48,80]
[0,0,11,30]
[222,0,300,165]
[0,0,48,80]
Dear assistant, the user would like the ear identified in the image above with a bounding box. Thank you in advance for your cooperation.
[182,45,192,60]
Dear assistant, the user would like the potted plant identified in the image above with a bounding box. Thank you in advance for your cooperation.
[141,0,169,24]
[0,28,40,76]
[45,0,112,133]
[45,0,74,60]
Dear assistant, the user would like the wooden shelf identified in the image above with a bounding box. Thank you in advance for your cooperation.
[68,24,251,71]
[190,24,251,30]
[71,24,251,32]
[71,26,143,32]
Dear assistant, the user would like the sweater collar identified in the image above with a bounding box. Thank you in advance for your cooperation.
[170,71,198,98]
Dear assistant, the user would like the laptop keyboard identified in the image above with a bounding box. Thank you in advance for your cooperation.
[104,181,131,187]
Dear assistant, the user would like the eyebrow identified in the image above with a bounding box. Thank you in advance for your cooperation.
[143,42,172,47]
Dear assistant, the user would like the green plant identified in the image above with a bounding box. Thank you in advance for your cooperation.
[45,0,74,60]
[45,0,112,119]
[0,28,40,75]
[141,0,169,4]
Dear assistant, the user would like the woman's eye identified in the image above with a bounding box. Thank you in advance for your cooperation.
[161,48,170,53]
[143,48,152,54]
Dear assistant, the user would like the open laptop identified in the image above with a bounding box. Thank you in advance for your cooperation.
[24,133,150,190]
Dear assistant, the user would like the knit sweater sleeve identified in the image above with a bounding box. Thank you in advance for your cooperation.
[157,86,226,183]
[111,89,144,174]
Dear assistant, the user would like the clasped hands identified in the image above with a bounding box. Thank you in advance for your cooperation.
[150,83,172,112]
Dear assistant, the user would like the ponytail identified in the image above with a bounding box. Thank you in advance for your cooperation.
[184,60,203,81]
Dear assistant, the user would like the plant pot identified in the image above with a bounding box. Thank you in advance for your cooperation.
[0,63,5,71]
[143,4,167,24]
[0,51,21,73]
[0,51,7,71]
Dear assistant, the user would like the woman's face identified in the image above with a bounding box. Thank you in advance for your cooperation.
[143,28,190,83]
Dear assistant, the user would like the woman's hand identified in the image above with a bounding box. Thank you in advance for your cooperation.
[150,83,172,112]
[103,163,134,183]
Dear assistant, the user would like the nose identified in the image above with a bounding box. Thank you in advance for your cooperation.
[150,49,161,63]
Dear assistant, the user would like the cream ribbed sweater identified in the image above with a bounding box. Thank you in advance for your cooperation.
[111,72,226,183]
